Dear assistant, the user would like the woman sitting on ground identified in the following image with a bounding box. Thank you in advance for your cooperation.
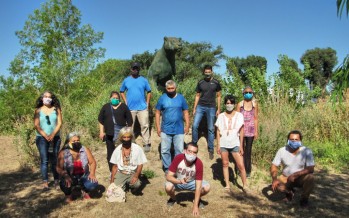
[56,132,98,203]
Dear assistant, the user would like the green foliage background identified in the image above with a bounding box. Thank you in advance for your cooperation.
[0,0,348,172]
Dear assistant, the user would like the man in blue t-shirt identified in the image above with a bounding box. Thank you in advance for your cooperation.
[155,80,189,173]
[120,62,152,152]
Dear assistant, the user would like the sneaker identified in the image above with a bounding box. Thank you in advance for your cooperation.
[198,199,205,209]
[42,182,49,191]
[167,198,176,207]
[246,173,251,179]
[300,198,309,208]
[209,151,214,160]
[144,144,151,153]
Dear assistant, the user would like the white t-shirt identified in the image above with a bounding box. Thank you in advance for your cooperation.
[215,112,244,148]
[272,146,315,177]
[110,143,148,174]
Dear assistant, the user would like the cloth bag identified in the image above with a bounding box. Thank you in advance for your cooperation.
[105,183,126,202]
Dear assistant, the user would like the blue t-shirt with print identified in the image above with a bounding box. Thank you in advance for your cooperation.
[120,76,151,111]
[155,93,188,134]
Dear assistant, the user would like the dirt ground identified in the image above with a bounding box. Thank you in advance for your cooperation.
[0,134,348,218]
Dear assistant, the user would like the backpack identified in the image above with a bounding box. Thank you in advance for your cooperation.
[105,183,126,203]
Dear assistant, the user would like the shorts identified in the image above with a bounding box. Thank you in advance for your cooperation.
[165,179,209,191]
[220,146,240,153]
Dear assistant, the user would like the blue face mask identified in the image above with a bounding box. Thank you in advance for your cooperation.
[111,98,120,106]
[287,140,302,150]
[244,93,253,100]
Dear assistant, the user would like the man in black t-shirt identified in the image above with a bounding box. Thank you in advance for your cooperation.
[192,65,221,160]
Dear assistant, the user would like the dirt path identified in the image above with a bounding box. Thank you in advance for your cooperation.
[0,135,348,218]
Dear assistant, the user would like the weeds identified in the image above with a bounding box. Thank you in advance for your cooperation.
[142,169,156,179]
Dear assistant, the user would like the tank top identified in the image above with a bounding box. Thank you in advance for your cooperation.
[36,109,59,136]
[63,146,89,175]
[240,100,256,137]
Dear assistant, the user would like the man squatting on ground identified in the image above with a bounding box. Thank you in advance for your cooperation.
[271,130,315,207]
[165,142,210,216]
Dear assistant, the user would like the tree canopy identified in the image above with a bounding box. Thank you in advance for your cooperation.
[9,0,105,95]
[226,55,267,86]
[300,47,337,92]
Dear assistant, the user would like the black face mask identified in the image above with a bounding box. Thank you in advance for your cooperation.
[166,91,176,98]
[71,142,82,151]
[122,140,132,146]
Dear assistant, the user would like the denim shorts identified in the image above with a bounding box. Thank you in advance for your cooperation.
[220,146,240,153]
[165,179,209,191]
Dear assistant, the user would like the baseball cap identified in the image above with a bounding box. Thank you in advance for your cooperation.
[131,62,141,68]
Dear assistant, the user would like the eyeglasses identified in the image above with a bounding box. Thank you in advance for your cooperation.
[187,149,198,155]
[45,116,51,125]
[244,92,253,94]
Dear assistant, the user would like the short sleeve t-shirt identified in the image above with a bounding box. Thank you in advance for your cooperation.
[215,112,244,148]
[272,146,315,177]
[155,93,189,134]
[110,143,148,174]
[168,154,203,182]
[196,78,221,107]
[120,76,151,111]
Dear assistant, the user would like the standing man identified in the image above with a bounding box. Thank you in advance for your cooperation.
[192,65,221,160]
[165,142,210,217]
[155,80,190,173]
[271,130,315,207]
[120,62,152,152]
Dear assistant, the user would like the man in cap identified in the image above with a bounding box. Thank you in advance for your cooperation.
[120,62,152,152]
[270,130,315,207]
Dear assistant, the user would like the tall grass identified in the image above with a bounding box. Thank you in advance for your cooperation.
[12,76,349,172]
[254,98,349,172]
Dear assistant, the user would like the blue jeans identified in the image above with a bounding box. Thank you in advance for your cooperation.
[192,105,216,152]
[161,133,184,172]
[60,172,98,195]
[165,180,210,191]
[36,135,61,181]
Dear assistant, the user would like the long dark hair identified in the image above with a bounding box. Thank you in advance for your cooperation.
[35,91,61,110]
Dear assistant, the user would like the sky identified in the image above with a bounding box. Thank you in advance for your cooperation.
[0,0,349,78]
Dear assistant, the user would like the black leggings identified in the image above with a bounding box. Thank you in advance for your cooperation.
[243,136,254,174]
[105,135,116,172]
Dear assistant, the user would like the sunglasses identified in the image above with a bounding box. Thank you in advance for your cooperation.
[45,115,51,125]
[244,92,253,94]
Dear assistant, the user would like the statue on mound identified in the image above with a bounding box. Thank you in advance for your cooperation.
[148,37,182,90]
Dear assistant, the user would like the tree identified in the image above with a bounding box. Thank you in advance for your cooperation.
[0,76,38,132]
[9,0,105,95]
[331,55,349,102]
[337,0,349,17]
[175,41,224,81]
[226,55,267,85]
[300,47,338,94]
[277,55,305,89]
[132,51,155,71]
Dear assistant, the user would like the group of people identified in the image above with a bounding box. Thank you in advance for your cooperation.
[34,63,315,216]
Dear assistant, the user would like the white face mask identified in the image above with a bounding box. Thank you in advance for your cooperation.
[226,104,235,111]
[43,97,52,105]
[185,153,197,163]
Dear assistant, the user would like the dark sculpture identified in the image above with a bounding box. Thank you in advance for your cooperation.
[148,37,182,90]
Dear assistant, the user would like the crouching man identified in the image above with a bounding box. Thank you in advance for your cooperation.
[271,130,315,207]
[165,142,210,216]
[110,127,147,194]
